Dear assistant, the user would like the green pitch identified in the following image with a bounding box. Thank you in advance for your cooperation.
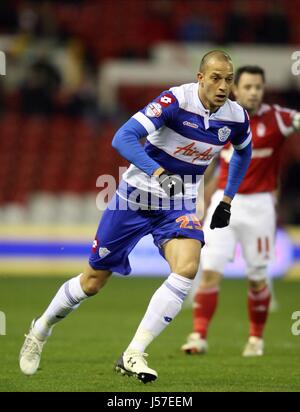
[0,276,299,392]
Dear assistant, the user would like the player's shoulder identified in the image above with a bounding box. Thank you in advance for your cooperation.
[272,104,296,116]
[169,82,198,111]
[213,99,247,124]
[257,103,295,118]
[268,103,296,137]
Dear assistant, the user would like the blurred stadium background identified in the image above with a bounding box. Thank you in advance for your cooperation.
[0,0,300,278]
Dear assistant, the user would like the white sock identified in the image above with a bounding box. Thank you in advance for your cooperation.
[33,274,88,341]
[127,272,193,353]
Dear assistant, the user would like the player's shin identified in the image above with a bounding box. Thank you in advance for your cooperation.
[126,273,193,353]
[248,280,271,338]
[33,274,88,341]
[193,286,219,339]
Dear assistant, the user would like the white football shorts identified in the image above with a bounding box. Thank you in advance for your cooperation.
[201,190,276,281]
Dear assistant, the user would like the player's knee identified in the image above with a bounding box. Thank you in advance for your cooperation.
[83,277,102,295]
[174,260,199,279]
[81,268,111,295]
[200,270,221,289]
[249,279,267,292]
[247,266,267,290]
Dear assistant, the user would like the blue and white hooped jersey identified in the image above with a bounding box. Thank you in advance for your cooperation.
[121,82,251,199]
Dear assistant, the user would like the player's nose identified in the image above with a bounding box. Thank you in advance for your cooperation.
[218,79,227,92]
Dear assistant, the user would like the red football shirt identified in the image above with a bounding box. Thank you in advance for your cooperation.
[218,104,296,194]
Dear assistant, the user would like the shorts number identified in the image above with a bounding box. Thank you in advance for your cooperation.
[257,237,270,259]
[176,214,202,230]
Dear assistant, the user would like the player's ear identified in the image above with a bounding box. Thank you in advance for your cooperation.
[197,72,205,87]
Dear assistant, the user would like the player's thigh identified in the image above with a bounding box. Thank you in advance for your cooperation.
[201,190,236,272]
[163,237,202,279]
[239,194,276,281]
[201,220,237,275]
[89,193,151,276]
[151,209,204,279]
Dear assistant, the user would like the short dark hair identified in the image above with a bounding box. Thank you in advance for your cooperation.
[234,66,265,85]
[200,50,232,72]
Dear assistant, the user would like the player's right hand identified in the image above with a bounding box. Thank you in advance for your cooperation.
[157,171,185,198]
[210,201,231,229]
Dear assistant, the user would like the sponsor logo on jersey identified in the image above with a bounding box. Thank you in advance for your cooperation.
[145,102,162,118]
[158,93,175,107]
[218,126,231,142]
[99,247,111,258]
[183,120,199,129]
[174,142,213,162]
[92,239,98,253]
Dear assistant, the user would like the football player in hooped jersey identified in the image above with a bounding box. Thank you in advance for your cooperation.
[182,65,300,357]
[19,51,252,383]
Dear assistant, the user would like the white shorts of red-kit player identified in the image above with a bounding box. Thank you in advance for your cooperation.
[202,190,276,281]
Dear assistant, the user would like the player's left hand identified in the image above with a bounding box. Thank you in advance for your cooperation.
[158,171,185,198]
[210,201,231,229]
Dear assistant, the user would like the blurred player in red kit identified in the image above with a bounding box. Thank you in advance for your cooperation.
[182,65,300,357]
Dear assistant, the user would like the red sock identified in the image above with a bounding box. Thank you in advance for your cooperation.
[193,287,219,338]
[248,286,271,338]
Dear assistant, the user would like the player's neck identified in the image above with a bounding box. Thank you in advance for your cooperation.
[198,90,219,113]
[246,108,256,117]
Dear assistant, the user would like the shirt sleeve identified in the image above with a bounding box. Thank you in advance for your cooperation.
[230,109,252,150]
[224,143,252,199]
[224,109,252,198]
[131,91,179,134]
[112,91,179,176]
[274,105,298,138]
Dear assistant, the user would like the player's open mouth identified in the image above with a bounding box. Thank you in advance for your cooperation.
[216,94,226,100]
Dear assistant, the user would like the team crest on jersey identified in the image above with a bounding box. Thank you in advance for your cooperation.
[257,123,266,137]
[218,126,231,142]
[145,102,162,118]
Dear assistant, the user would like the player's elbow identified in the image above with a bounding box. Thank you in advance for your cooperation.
[235,142,252,165]
[111,130,122,152]
[112,124,136,153]
[246,141,252,156]
[244,143,252,165]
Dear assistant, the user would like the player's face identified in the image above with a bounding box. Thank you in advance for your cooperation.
[197,61,234,111]
[233,73,264,113]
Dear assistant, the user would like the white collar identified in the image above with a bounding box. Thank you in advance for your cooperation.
[192,83,210,117]
[193,82,228,119]
[193,83,230,128]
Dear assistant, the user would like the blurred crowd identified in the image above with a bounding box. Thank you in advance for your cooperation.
[1,0,299,119]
